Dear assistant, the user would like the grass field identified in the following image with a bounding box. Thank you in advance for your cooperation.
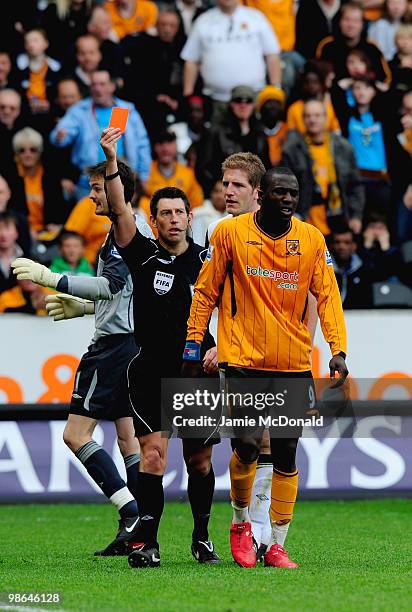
[1,500,411,612]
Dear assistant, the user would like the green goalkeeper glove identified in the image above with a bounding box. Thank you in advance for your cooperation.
[11,257,62,289]
[45,294,95,321]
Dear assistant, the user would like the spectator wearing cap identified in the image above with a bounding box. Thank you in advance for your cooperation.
[316,2,391,84]
[139,130,204,220]
[286,60,340,134]
[50,70,151,199]
[281,99,364,237]
[255,85,287,165]
[104,0,158,40]
[181,0,281,112]
[196,85,271,194]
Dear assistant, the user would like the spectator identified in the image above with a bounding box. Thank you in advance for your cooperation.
[53,79,82,120]
[12,127,67,238]
[104,0,158,40]
[139,129,204,219]
[170,95,209,165]
[241,0,304,95]
[368,0,410,61]
[196,85,271,194]
[16,29,61,116]
[69,34,104,96]
[175,0,207,37]
[328,227,374,308]
[50,69,151,199]
[0,89,28,209]
[286,60,340,134]
[281,99,364,236]
[87,5,125,84]
[50,231,94,276]
[122,7,185,134]
[181,0,281,112]
[0,212,24,297]
[396,90,412,242]
[191,180,226,244]
[296,0,342,60]
[332,75,396,220]
[334,49,377,107]
[64,195,111,266]
[255,85,287,165]
[0,51,21,92]
[389,24,412,92]
[40,0,92,61]
[317,2,391,84]
[360,211,400,278]
[0,175,31,255]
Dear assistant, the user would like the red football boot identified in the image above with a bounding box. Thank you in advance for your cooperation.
[264,544,299,568]
[230,521,257,568]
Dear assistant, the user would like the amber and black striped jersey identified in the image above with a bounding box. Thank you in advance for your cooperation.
[187,212,346,372]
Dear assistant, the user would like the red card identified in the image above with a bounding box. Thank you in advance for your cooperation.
[109,107,129,132]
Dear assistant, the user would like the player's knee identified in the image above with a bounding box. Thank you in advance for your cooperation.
[185,455,211,477]
[271,438,298,473]
[63,425,92,453]
[234,438,260,463]
[141,446,166,474]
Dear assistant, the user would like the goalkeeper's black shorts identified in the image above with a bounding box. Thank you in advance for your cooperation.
[69,333,139,421]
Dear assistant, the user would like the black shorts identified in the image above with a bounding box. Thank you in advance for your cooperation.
[128,350,220,447]
[221,367,316,439]
[69,333,139,421]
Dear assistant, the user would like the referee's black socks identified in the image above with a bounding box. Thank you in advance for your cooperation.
[188,466,215,542]
[135,472,164,546]
[75,441,138,518]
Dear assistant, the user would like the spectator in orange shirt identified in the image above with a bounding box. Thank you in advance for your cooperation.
[287,60,340,134]
[256,85,287,165]
[64,195,111,266]
[12,127,67,239]
[16,29,61,116]
[140,129,204,219]
[104,0,158,39]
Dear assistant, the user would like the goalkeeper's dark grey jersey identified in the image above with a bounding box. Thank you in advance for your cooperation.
[60,215,154,342]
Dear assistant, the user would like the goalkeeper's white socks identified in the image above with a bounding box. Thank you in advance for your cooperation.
[249,455,272,545]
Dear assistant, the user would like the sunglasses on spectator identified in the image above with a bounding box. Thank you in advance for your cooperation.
[17,147,39,153]
[232,97,254,104]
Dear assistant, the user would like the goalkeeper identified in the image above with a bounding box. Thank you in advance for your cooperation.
[11,161,153,556]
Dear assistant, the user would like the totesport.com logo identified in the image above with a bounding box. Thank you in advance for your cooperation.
[246,265,299,283]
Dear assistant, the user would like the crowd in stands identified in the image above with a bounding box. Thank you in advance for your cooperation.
[0,0,411,313]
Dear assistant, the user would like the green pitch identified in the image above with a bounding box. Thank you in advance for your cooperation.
[1,500,411,612]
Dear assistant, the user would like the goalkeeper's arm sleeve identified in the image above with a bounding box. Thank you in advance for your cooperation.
[56,275,115,300]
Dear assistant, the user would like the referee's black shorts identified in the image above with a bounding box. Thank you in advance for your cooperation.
[128,349,220,448]
[69,333,139,421]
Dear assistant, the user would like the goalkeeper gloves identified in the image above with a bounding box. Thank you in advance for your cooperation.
[11,257,63,289]
[45,294,95,321]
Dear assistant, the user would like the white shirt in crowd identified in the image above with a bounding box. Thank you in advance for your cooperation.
[191,201,227,245]
[181,6,280,102]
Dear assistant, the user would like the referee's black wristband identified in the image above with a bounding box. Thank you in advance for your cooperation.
[105,171,120,181]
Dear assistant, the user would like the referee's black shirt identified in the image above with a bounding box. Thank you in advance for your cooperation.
[117,227,214,360]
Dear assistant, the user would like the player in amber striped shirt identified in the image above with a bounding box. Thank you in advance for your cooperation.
[183,166,348,568]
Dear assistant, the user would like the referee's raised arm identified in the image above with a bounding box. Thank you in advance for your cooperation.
[100,127,136,248]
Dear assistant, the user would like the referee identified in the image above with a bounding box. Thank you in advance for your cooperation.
[100,127,221,569]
